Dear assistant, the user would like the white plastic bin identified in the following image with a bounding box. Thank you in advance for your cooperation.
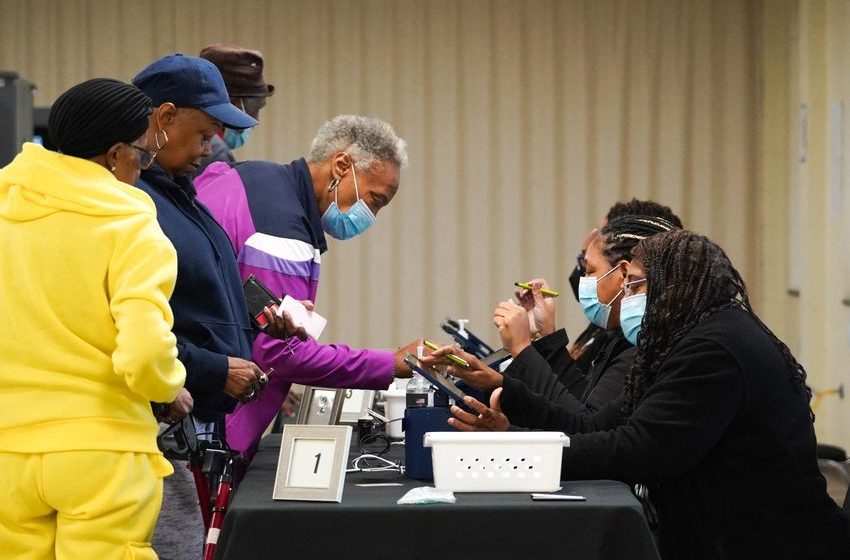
[423,431,569,492]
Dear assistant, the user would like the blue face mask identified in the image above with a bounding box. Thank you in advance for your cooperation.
[619,293,646,346]
[223,126,253,150]
[320,164,376,240]
[578,266,623,328]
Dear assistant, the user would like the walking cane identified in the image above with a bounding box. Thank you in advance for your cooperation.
[189,447,213,531]
[203,450,235,560]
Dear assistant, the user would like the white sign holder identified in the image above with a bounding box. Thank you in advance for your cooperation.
[273,424,352,502]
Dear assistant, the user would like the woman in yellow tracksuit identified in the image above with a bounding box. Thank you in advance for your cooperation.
[0,79,186,560]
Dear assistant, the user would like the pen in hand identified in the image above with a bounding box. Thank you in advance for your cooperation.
[514,282,559,298]
[423,340,470,368]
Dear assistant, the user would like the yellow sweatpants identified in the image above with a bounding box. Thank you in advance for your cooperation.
[0,450,172,560]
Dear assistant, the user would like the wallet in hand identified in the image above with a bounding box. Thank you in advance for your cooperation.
[242,274,281,331]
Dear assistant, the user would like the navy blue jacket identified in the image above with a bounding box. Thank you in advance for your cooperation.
[136,166,254,421]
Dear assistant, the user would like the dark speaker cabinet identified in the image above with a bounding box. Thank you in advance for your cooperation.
[0,71,35,168]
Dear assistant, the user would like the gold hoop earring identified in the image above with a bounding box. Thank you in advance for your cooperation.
[327,177,340,192]
[155,129,169,150]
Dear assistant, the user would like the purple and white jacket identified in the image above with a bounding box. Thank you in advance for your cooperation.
[196,158,393,461]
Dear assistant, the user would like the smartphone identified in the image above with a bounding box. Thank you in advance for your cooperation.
[242,274,281,331]
[403,354,476,414]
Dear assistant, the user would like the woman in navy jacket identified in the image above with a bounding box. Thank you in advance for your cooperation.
[436,230,850,559]
[131,53,293,560]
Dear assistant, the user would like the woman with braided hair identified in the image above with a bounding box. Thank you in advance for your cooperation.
[432,215,677,416]
[0,79,186,558]
[566,199,684,378]
[441,230,850,558]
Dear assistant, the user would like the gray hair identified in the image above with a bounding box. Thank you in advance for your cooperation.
[308,115,409,170]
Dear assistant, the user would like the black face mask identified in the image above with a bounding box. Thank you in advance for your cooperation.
[568,264,584,302]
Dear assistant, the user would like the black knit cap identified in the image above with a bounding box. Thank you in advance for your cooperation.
[48,78,153,159]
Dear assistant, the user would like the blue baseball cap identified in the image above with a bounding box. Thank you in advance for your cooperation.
[132,53,258,129]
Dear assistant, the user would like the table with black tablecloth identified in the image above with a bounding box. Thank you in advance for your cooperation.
[213,434,660,560]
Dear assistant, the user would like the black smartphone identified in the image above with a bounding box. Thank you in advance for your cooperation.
[242,274,281,331]
[403,354,476,414]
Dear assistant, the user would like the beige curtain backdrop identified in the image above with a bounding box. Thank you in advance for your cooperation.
[6,0,845,446]
[760,0,850,448]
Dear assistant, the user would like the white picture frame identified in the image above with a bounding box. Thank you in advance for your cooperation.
[273,424,352,502]
[295,387,346,425]
[339,389,375,423]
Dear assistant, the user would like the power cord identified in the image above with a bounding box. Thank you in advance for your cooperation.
[347,415,404,475]
[357,415,397,455]
[358,430,390,455]
[346,453,404,475]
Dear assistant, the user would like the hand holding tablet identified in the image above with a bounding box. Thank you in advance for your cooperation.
[403,354,476,414]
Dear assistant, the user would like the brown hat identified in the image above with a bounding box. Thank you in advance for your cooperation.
[199,44,274,98]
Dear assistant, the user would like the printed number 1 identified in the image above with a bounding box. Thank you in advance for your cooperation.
[314,453,322,474]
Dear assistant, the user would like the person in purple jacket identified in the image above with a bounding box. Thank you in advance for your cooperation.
[195,115,417,463]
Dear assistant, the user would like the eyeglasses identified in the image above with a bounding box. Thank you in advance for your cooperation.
[623,277,647,297]
[124,143,157,170]
[576,250,587,270]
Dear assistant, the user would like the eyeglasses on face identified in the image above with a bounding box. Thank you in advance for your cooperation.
[624,277,647,297]
[576,250,587,270]
[123,143,157,170]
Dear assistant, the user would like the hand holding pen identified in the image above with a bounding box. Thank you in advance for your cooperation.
[513,278,557,338]
[420,344,504,391]
[423,339,470,368]
[514,282,559,298]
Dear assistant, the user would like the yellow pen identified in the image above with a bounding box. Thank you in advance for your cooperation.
[514,282,559,298]
[423,340,470,368]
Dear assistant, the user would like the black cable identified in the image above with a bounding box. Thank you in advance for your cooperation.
[358,430,391,455]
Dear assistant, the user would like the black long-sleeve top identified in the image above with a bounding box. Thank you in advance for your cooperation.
[502,327,634,415]
[500,307,850,559]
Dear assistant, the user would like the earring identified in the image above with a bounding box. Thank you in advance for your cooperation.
[110,165,116,172]
[154,129,169,150]
[327,177,340,192]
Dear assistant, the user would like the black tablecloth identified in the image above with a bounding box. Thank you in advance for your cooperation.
[214,434,660,560]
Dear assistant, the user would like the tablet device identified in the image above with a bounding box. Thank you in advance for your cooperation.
[484,348,512,368]
[440,318,495,358]
[242,274,281,331]
[403,354,476,414]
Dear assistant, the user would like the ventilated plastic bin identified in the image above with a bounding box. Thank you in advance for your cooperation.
[423,431,569,492]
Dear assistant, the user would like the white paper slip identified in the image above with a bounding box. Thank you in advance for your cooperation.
[530,493,586,501]
[276,295,327,340]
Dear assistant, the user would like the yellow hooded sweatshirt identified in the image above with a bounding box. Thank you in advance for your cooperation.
[0,143,185,456]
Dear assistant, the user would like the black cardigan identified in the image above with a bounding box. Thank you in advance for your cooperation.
[500,307,850,559]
